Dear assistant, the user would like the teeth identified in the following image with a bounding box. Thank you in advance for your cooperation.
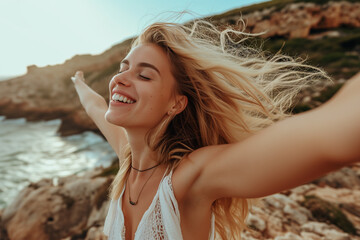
[112,94,119,101]
[112,93,135,104]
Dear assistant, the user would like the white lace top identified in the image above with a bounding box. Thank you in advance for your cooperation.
[103,171,215,240]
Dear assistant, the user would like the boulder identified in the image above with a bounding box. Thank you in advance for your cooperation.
[312,167,360,189]
[0,168,113,240]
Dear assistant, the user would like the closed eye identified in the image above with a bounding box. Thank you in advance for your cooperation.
[139,74,151,80]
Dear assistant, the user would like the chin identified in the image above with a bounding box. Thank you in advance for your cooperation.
[105,108,166,130]
[105,110,125,126]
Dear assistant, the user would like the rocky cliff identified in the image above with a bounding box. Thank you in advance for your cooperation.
[0,1,359,136]
[0,38,132,136]
[1,162,359,239]
[1,0,360,239]
[215,1,360,39]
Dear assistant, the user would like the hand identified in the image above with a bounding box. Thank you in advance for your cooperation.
[71,71,85,83]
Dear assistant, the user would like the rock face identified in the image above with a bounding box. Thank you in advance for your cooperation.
[1,1,360,239]
[218,1,360,39]
[0,168,113,240]
[1,164,360,239]
[0,38,132,136]
[0,2,359,136]
[240,167,360,239]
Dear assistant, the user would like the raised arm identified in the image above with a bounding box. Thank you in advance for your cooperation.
[187,72,360,201]
[72,71,127,157]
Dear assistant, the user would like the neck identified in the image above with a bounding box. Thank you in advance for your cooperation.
[125,127,160,174]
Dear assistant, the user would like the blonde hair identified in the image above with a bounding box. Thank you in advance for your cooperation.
[109,20,329,239]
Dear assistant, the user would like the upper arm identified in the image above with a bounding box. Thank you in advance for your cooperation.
[86,100,128,158]
[189,106,352,200]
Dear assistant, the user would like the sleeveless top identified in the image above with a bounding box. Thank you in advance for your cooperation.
[103,171,215,240]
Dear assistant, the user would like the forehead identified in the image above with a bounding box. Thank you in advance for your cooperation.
[125,43,172,71]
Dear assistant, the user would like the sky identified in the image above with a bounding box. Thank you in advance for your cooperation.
[0,0,265,78]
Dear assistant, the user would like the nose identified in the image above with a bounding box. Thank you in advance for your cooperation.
[113,71,132,87]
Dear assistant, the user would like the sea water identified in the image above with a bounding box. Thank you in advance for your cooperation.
[0,116,117,209]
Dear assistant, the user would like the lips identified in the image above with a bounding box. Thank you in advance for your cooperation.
[111,93,135,104]
[110,89,136,105]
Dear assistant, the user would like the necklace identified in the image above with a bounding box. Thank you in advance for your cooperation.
[131,162,162,172]
[127,167,157,206]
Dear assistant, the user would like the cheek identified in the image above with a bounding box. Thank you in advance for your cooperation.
[147,93,168,112]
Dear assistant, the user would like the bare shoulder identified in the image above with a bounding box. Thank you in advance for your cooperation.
[171,145,226,202]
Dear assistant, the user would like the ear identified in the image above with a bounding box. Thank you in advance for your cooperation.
[168,95,188,116]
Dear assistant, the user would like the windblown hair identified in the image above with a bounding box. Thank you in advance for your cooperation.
[109,20,329,239]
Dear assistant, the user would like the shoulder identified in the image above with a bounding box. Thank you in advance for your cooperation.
[171,145,227,202]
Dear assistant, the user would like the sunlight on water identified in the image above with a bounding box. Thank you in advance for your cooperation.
[0,117,117,208]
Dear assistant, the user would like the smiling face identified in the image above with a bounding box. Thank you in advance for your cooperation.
[105,44,185,131]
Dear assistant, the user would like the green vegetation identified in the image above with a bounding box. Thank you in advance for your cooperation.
[302,195,357,235]
[261,28,360,80]
[291,82,345,113]
[312,83,343,103]
[208,0,293,19]
[291,104,312,114]
[209,0,360,20]
[203,0,360,82]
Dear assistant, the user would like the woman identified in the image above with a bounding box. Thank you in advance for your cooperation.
[72,21,360,240]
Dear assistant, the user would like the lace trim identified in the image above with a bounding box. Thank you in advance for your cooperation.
[167,173,174,192]
[111,172,176,240]
[145,198,168,239]
[122,224,126,240]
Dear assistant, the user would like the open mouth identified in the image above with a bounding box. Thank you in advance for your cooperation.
[111,93,136,104]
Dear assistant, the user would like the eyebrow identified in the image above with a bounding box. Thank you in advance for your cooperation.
[121,59,161,75]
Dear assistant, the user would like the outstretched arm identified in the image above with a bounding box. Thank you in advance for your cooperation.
[188,72,360,200]
[72,71,127,157]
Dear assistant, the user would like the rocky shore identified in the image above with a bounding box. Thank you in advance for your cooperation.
[1,0,360,239]
[0,38,133,137]
[0,165,115,240]
[1,162,359,240]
